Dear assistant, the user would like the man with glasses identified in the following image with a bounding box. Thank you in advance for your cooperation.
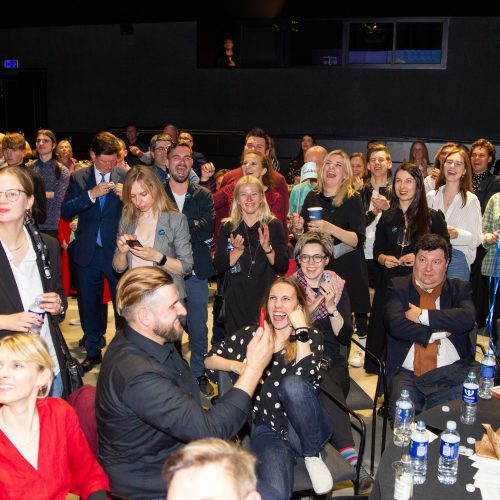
[61,131,127,372]
[2,133,47,224]
[165,141,216,396]
[385,234,475,420]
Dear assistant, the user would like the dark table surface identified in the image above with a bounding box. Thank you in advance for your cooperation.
[370,397,500,499]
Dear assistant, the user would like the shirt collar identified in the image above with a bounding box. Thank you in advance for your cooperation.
[124,324,174,363]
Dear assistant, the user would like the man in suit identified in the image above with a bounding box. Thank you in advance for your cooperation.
[61,131,127,371]
[165,141,216,396]
[385,234,476,419]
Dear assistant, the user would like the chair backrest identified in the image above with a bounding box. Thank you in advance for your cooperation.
[68,384,98,457]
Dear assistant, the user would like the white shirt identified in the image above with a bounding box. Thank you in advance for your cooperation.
[402,296,460,371]
[427,187,483,266]
[1,227,59,375]
[88,167,111,203]
[172,191,186,213]
[364,197,382,260]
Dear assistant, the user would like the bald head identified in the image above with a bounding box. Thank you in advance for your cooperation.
[304,145,327,167]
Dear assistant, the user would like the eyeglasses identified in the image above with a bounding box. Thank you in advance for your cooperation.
[298,254,326,263]
[154,147,169,152]
[0,189,27,202]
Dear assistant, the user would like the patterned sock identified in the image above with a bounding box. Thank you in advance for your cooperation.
[339,446,358,468]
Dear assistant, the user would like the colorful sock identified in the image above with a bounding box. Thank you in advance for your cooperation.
[339,446,358,468]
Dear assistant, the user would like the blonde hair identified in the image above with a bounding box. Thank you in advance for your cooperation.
[0,334,54,397]
[224,176,275,231]
[315,149,356,207]
[163,438,258,499]
[120,165,178,230]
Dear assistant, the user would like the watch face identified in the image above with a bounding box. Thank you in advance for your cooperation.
[297,330,309,342]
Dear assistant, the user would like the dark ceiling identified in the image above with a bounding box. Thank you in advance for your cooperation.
[1,1,478,28]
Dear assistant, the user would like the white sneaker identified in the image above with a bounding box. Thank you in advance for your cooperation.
[349,349,365,368]
[69,318,81,326]
[304,454,333,495]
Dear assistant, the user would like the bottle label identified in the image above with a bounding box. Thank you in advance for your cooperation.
[397,407,412,424]
[481,364,495,379]
[410,438,428,459]
[394,474,413,500]
[462,385,478,404]
[440,439,459,459]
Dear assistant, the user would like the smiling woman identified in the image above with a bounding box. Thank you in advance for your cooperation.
[0,333,109,499]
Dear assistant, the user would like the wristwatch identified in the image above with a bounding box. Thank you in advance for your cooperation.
[264,245,273,254]
[289,328,310,343]
[329,309,340,318]
[157,254,167,266]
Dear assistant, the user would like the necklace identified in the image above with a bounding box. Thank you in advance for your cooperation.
[243,222,260,278]
[7,236,27,252]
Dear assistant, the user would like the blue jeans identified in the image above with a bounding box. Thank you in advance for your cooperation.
[50,372,64,398]
[185,276,209,379]
[390,367,463,422]
[447,248,470,281]
[251,375,332,499]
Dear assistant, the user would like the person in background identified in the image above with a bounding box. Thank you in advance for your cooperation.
[350,152,367,191]
[214,176,288,337]
[0,133,5,167]
[113,165,193,299]
[0,166,68,396]
[0,333,109,499]
[215,168,229,190]
[365,163,449,373]
[178,130,214,180]
[481,192,500,348]
[116,138,130,170]
[124,124,147,167]
[353,144,393,368]
[164,438,261,500]
[206,276,334,498]
[217,36,239,68]
[2,133,46,225]
[287,134,316,184]
[55,139,79,174]
[33,129,70,239]
[408,140,430,178]
[427,147,482,281]
[424,142,457,193]
[287,145,327,217]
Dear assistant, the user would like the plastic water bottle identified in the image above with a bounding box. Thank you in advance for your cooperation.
[409,420,428,485]
[393,389,414,447]
[437,420,460,485]
[394,453,413,500]
[28,295,45,335]
[460,371,478,424]
[479,349,496,399]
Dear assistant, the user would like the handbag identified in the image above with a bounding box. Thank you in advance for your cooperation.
[54,323,84,394]
[213,273,228,324]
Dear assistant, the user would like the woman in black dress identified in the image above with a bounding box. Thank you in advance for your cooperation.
[214,176,289,337]
[365,163,449,373]
[290,149,371,327]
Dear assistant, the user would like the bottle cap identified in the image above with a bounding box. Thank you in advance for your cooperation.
[416,420,426,430]
[401,454,411,464]
[446,420,457,430]
[401,389,409,397]
[468,371,476,377]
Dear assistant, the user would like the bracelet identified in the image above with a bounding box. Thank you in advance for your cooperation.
[264,245,273,254]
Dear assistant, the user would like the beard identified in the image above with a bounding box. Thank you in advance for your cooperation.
[153,315,186,343]
[169,168,190,183]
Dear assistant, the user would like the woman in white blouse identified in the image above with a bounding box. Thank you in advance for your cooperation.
[427,147,482,280]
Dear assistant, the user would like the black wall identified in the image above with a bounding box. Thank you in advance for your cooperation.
[0,17,499,142]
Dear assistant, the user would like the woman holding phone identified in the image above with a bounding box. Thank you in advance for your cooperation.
[113,166,193,299]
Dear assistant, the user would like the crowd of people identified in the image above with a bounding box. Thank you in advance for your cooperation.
[0,125,498,499]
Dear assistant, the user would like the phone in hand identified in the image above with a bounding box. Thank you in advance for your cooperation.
[126,239,143,248]
[259,307,265,328]
[320,272,331,283]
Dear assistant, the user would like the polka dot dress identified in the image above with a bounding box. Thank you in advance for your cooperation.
[206,324,323,438]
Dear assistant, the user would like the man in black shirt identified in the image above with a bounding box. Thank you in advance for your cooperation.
[96,266,273,500]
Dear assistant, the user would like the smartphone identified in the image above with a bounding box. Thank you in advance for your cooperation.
[320,272,331,283]
[259,307,265,328]
[126,239,143,248]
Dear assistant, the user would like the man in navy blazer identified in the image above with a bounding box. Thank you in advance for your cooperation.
[385,234,476,419]
[61,131,127,371]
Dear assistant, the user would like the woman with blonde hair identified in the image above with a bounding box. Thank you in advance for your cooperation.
[0,333,109,499]
[291,149,370,328]
[214,176,289,336]
[113,165,193,299]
